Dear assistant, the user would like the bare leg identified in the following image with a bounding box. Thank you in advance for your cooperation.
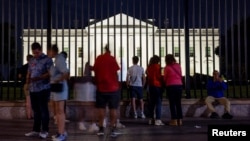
[55,101,66,134]
[98,108,106,127]
[110,109,117,127]
[26,95,33,119]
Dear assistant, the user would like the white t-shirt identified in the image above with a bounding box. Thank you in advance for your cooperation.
[127,65,144,87]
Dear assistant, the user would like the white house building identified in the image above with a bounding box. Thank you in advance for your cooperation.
[22,13,220,81]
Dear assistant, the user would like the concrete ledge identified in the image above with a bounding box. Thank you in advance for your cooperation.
[0,99,250,120]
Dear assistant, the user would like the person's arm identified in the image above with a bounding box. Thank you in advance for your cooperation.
[29,72,50,82]
[26,71,31,84]
[54,55,70,83]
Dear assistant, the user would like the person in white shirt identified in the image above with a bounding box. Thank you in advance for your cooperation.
[126,56,146,119]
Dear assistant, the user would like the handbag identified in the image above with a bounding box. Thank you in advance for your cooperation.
[50,83,63,92]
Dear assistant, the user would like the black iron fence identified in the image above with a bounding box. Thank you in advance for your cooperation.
[0,0,250,100]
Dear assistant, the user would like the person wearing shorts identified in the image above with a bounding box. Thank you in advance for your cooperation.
[92,44,120,137]
[126,56,146,119]
[48,45,69,141]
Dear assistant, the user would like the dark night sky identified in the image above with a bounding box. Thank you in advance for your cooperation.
[2,0,250,30]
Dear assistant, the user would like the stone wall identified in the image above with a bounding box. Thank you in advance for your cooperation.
[0,99,250,120]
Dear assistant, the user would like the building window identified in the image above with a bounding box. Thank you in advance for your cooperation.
[174,47,180,57]
[136,47,141,57]
[78,67,82,76]
[78,47,83,58]
[205,46,211,57]
[189,47,194,57]
[160,47,165,57]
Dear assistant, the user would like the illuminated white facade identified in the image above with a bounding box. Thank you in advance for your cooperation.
[22,13,220,81]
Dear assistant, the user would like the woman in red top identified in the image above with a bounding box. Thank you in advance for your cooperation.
[146,55,164,126]
[164,54,183,126]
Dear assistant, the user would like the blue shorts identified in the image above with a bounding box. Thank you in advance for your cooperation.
[96,90,120,109]
[129,86,143,99]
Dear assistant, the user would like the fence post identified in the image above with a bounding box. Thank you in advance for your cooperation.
[47,0,52,48]
[184,0,191,98]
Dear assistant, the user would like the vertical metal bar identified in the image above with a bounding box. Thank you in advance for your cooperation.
[7,0,11,100]
[62,0,64,53]
[145,0,149,99]
[0,0,4,100]
[87,0,90,63]
[14,0,18,99]
[20,0,25,98]
[171,0,174,54]
[41,0,44,48]
[152,0,155,55]
[212,0,215,72]
[113,0,116,60]
[184,0,190,98]
[81,0,85,77]
[101,0,103,54]
[74,0,77,76]
[224,0,229,96]
[244,0,248,97]
[55,0,58,44]
[165,0,168,55]
[199,0,203,96]
[231,0,236,97]
[94,0,97,59]
[126,0,129,99]
[100,0,103,53]
[139,0,142,66]
[28,0,30,52]
[107,0,110,51]
[178,0,181,65]
[47,0,52,48]
[237,0,242,97]
[205,0,209,78]
[68,0,71,74]
[192,0,197,98]
[146,0,149,67]
[34,0,37,42]
[158,0,161,66]
[218,0,222,79]
[120,1,123,99]
[133,0,135,57]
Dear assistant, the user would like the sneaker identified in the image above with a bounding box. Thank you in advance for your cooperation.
[96,127,104,136]
[88,123,99,133]
[116,121,126,128]
[148,119,154,125]
[110,128,121,137]
[39,131,48,139]
[222,112,233,119]
[52,134,66,141]
[25,131,39,137]
[141,113,146,119]
[210,112,220,119]
[134,113,138,119]
[134,112,138,119]
[78,122,87,130]
[52,132,68,139]
[154,120,165,126]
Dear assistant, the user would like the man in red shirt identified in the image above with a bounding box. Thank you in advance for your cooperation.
[92,44,120,137]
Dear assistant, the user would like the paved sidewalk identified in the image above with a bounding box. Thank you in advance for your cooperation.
[0,117,249,141]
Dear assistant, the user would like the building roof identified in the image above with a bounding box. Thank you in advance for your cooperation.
[88,13,156,29]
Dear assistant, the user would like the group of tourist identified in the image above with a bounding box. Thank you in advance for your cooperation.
[20,42,233,141]
[126,54,183,126]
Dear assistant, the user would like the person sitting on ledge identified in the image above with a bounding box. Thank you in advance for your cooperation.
[205,70,233,119]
